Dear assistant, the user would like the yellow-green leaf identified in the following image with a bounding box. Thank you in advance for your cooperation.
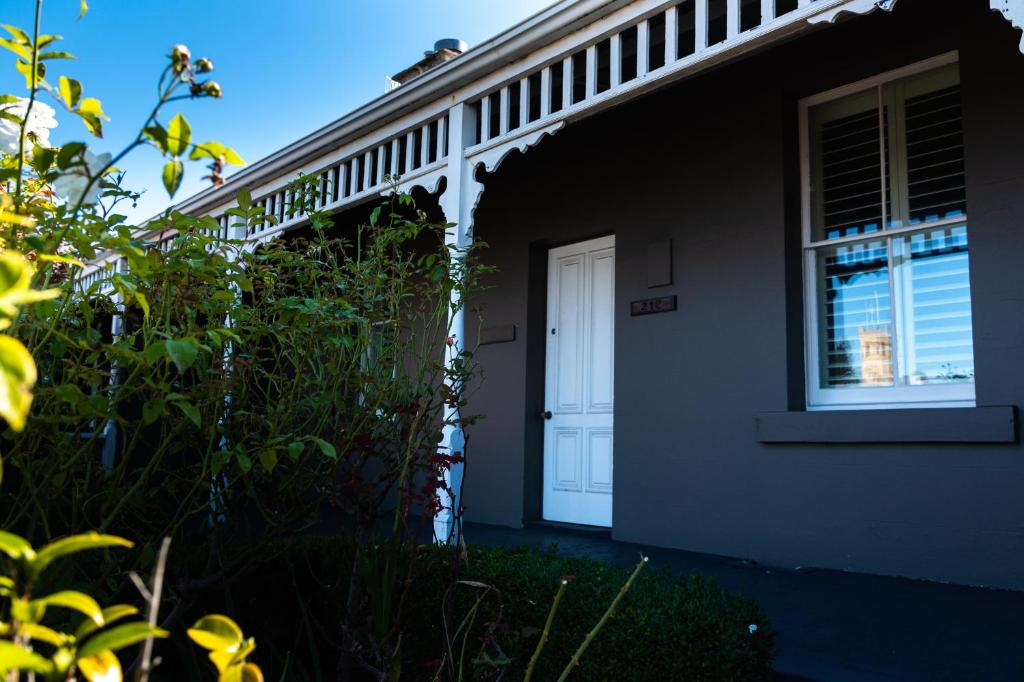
[38,253,85,269]
[166,113,191,157]
[77,97,107,137]
[133,291,150,321]
[37,51,75,61]
[0,38,31,61]
[77,622,167,660]
[0,529,35,561]
[162,159,183,197]
[19,622,66,647]
[240,662,264,682]
[187,615,244,652]
[165,338,198,372]
[34,532,132,577]
[36,590,103,625]
[0,641,53,675]
[0,253,60,319]
[58,75,82,108]
[11,597,45,624]
[0,335,39,431]
[189,141,245,166]
[219,661,264,682]
[76,649,122,682]
[75,604,139,641]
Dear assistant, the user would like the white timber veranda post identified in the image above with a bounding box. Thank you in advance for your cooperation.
[433,100,477,546]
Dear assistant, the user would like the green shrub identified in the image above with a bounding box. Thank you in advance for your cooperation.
[178,537,775,681]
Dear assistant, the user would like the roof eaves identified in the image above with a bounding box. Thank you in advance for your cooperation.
[164,0,624,220]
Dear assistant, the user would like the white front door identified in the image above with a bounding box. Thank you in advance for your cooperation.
[543,235,615,527]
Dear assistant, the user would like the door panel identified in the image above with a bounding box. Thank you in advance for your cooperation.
[543,235,615,527]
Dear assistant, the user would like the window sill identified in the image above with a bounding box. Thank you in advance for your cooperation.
[755,406,1017,444]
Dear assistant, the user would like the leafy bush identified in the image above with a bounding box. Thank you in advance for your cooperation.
[176,538,776,681]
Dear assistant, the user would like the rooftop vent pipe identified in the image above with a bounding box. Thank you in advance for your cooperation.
[388,38,469,90]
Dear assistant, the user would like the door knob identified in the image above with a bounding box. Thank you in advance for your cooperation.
[541,410,553,420]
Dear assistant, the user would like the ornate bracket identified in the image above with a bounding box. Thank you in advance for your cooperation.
[991,1,1024,53]
[809,0,1024,55]
[460,121,565,239]
[807,0,899,25]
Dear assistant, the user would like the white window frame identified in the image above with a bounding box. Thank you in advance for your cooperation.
[799,51,976,411]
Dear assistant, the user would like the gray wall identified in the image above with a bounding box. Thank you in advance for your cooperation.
[463,0,1024,590]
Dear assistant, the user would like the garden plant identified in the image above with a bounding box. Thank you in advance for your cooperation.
[0,1,777,680]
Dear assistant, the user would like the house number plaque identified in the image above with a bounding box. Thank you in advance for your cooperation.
[630,295,677,316]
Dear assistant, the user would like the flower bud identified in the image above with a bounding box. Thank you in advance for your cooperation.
[203,81,223,98]
[171,44,191,64]
[195,58,214,73]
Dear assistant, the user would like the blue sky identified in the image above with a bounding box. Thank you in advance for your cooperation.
[1,0,554,221]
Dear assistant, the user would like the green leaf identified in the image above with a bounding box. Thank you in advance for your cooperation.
[77,622,167,659]
[187,614,244,652]
[58,75,82,107]
[34,532,132,576]
[0,641,53,675]
[0,253,59,319]
[0,530,34,561]
[1,25,31,44]
[0,335,39,432]
[142,396,164,425]
[37,50,75,61]
[166,113,191,157]
[35,590,103,625]
[236,188,251,211]
[56,141,85,169]
[287,441,303,461]
[0,39,31,61]
[258,449,277,473]
[165,338,198,372]
[162,159,184,197]
[172,400,201,428]
[14,59,45,89]
[142,340,166,366]
[236,453,253,474]
[30,145,54,174]
[11,597,44,624]
[75,604,139,640]
[133,290,150,321]
[36,34,62,49]
[76,97,107,137]
[19,622,66,647]
[189,141,245,165]
[143,124,169,154]
[310,437,337,460]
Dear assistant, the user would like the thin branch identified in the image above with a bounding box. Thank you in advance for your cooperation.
[13,0,43,209]
[555,555,649,682]
[134,536,171,682]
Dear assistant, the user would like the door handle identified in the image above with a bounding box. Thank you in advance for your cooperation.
[541,410,553,420]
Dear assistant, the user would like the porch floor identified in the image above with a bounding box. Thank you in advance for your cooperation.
[463,522,1024,681]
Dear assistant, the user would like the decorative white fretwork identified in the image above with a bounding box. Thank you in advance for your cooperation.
[807,0,899,25]
[991,1,1024,53]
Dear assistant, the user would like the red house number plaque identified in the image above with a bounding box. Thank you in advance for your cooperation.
[630,295,677,316]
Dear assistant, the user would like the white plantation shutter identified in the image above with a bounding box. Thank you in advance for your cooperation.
[805,60,975,405]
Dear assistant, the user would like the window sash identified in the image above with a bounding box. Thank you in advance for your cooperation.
[799,52,975,409]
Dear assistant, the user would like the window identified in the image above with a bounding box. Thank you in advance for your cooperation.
[801,54,975,410]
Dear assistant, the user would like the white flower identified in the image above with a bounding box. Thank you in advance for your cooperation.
[0,97,58,156]
[748,624,758,634]
[52,149,112,206]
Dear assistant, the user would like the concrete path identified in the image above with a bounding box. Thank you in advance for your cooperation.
[463,522,1024,681]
